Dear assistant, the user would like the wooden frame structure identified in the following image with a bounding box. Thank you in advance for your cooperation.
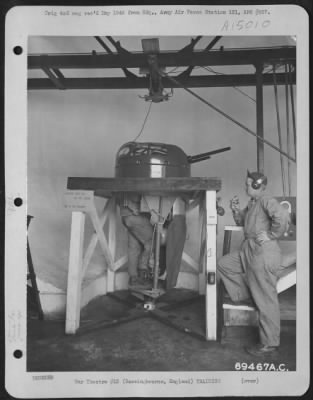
[64,177,220,340]
[27,37,297,341]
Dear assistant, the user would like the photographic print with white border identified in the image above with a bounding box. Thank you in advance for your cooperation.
[4,3,310,398]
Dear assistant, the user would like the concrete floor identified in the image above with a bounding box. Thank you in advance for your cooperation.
[27,287,296,372]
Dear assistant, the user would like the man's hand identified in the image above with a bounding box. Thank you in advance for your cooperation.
[256,231,271,245]
[230,196,240,213]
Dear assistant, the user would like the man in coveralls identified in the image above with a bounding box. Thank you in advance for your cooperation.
[118,193,154,290]
[217,171,290,356]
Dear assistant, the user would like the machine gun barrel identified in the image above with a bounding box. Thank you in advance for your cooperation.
[187,146,231,164]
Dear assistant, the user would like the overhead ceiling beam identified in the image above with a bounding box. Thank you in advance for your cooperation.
[94,36,114,54]
[177,36,203,54]
[94,36,138,79]
[203,36,222,52]
[178,36,222,80]
[52,68,65,80]
[28,47,296,70]
[28,72,295,90]
[41,67,65,89]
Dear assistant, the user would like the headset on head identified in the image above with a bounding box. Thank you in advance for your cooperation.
[247,170,267,190]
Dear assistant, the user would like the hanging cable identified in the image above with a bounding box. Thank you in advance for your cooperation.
[288,63,297,159]
[131,101,153,142]
[199,66,256,103]
[156,68,296,163]
[285,63,291,196]
[273,64,286,198]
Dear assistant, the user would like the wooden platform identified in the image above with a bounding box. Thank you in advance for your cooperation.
[67,177,221,197]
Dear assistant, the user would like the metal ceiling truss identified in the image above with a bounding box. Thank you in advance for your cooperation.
[28,39,296,91]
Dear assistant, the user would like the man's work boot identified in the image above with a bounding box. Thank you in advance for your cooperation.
[138,268,149,281]
[245,344,279,357]
[128,276,151,291]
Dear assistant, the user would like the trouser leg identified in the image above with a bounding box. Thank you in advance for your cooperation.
[166,215,187,289]
[123,215,153,272]
[247,253,280,347]
[127,231,141,278]
[217,251,251,302]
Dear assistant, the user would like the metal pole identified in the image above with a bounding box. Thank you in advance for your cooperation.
[285,64,291,196]
[255,63,264,173]
[273,65,286,198]
[288,63,297,160]
[153,197,163,290]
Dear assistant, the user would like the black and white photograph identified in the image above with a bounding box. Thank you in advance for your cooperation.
[4,4,309,398]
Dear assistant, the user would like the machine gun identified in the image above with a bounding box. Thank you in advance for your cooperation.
[187,147,231,164]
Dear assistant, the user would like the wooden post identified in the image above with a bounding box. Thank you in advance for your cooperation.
[205,190,217,340]
[107,197,117,292]
[65,211,85,334]
[198,193,207,295]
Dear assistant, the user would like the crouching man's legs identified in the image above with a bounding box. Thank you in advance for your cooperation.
[122,214,153,289]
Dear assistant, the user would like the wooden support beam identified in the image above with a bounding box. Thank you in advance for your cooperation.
[67,177,221,197]
[82,198,111,276]
[89,206,114,271]
[198,193,206,295]
[65,211,85,334]
[114,255,127,272]
[205,190,217,341]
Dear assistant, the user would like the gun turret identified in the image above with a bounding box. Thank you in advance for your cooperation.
[187,147,231,164]
[115,142,231,178]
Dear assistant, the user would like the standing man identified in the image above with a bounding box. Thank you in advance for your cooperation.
[118,193,154,290]
[218,170,290,356]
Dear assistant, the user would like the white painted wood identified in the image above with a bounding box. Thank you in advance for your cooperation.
[114,255,127,272]
[277,269,296,293]
[89,205,114,271]
[223,303,256,311]
[82,198,111,276]
[224,225,244,232]
[205,191,217,341]
[65,211,85,334]
[198,194,206,295]
[107,198,117,292]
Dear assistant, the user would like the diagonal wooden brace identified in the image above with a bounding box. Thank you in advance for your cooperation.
[82,197,113,276]
[88,203,114,272]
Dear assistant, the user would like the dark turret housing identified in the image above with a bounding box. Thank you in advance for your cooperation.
[115,141,231,178]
